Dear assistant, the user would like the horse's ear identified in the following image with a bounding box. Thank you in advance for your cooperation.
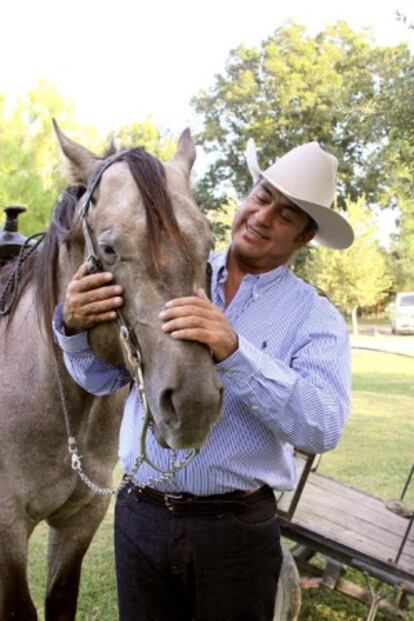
[171,128,196,177]
[53,119,100,184]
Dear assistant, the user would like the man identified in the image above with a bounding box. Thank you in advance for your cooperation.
[54,140,353,621]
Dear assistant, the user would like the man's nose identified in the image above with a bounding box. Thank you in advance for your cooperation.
[254,205,274,226]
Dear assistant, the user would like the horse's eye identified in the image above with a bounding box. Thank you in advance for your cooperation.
[99,243,118,265]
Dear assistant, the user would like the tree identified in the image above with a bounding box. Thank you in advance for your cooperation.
[0,85,179,237]
[0,81,84,235]
[205,198,237,250]
[376,17,414,291]
[110,119,177,161]
[301,198,391,333]
[191,21,414,257]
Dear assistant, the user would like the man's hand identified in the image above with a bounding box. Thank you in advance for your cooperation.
[159,289,238,362]
[62,263,123,334]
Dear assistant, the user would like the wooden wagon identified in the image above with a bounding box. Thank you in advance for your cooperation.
[276,451,414,620]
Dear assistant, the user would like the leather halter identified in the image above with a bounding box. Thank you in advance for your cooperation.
[79,151,199,479]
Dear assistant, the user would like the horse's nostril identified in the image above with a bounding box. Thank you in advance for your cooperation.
[159,388,177,425]
[157,380,223,450]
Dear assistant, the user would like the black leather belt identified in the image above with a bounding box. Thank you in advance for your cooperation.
[126,484,273,513]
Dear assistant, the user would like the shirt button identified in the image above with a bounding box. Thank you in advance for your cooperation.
[224,370,233,377]
[253,292,259,300]
[251,405,258,411]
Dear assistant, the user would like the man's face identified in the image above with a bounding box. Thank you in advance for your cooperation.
[230,179,316,272]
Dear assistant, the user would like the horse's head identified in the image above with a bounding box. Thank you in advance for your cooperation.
[54,123,223,450]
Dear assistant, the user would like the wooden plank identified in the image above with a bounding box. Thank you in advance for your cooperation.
[308,473,412,518]
[282,472,414,576]
[298,481,413,546]
[294,496,414,568]
[295,473,414,540]
[281,519,414,585]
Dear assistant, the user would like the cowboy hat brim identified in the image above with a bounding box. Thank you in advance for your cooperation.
[246,139,354,250]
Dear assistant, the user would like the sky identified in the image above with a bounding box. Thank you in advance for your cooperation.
[2,0,413,244]
[2,0,413,135]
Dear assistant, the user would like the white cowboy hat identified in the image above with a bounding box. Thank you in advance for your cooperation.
[245,139,354,249]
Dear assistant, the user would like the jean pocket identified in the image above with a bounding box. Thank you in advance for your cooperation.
[116,486,136,507]
[229,499,279,531]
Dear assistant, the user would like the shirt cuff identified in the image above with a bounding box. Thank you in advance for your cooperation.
[52,304,90,353]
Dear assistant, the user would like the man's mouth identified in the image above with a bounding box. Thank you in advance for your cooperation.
[245,222,269,240]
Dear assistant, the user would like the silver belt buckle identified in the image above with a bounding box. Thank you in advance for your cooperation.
[164,492,184,511]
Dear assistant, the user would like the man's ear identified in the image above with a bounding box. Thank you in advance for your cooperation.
[295,230,317,248]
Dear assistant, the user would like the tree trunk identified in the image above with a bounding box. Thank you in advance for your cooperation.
[351,306,359,335]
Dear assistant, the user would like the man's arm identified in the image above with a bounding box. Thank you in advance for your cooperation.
[53,264,130,396]
[53,305,131,395]
[160,293,351,454]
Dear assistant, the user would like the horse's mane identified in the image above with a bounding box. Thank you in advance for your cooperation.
[0,185,84,336]
[0,146,190,337]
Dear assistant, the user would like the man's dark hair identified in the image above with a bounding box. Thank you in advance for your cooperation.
[303,215,318,235]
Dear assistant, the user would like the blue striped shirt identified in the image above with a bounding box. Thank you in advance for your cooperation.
[53,249,351,494]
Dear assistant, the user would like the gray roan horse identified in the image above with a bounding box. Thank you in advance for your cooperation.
[0,124,223,620]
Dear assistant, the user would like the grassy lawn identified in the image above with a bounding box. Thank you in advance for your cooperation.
[28,350,414,620]
[298,351,414,621]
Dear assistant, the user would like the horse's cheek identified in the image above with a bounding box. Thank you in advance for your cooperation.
[89,323,124,365]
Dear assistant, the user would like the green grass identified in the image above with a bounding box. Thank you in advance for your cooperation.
[298,351,414,621]
[28,351,414,620]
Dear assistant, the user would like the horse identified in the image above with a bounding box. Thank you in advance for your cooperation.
[0,123,223,620]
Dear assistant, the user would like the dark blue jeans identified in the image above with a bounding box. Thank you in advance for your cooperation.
[114,486,282,621]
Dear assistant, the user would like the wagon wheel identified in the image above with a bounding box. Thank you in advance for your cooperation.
[273,544,302,621]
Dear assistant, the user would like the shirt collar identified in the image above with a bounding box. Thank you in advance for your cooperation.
[210,247,289,291]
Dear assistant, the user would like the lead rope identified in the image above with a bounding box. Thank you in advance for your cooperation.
[54,343,198,496]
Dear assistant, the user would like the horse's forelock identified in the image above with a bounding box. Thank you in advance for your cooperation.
[119,148,191,272]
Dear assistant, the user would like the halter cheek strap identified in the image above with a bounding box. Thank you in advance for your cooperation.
[80,151,129,274]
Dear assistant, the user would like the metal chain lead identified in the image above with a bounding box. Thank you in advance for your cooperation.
[54,321,198,496]
[53,150,199,495]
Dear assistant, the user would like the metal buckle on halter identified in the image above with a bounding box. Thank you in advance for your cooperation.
[85,254,103,274]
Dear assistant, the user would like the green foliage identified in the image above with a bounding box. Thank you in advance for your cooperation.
[192,20,414,291]
[110,119,177,161]
[385,147,414,290]
[192,22,412,203]
[373,32,414,290]
[205,198,237,250]
[0,80,100,236]
[0,85,180,238]
[301,198,391,315]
